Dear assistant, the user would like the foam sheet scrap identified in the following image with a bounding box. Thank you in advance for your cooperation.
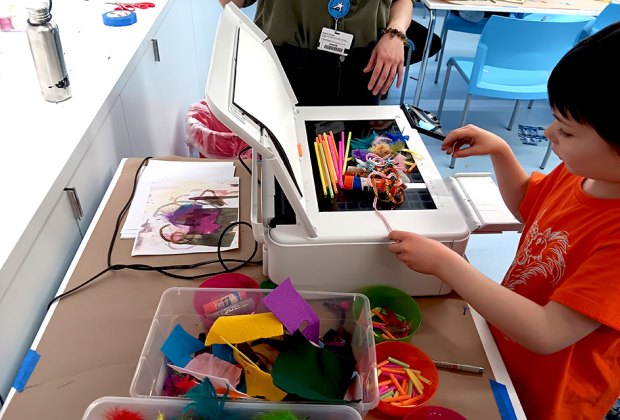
[205,312,283,345]
[160,324,206,367]
[170,352,242,387]
[212,343,235,364]
[250,341,280,369]
[272,331,356,402]
[233,348,287,401]
[262,278,320,343]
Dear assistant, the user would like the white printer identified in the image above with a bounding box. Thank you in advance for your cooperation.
[206,4,521,296]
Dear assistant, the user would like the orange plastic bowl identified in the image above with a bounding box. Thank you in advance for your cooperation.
[375,341,439,417]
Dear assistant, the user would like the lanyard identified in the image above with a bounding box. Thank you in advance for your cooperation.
[328,0,350,30]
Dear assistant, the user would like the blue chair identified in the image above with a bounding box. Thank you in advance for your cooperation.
[433,12,490,84]
[539,5,620,171]
[582,3,620,38]
[522,13,594,24]
[436,16,587,168]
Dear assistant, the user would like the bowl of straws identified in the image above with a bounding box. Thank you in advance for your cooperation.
[374,341,439,417]
[355,285,421,343]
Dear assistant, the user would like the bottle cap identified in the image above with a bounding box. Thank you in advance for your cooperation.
[26,1,51,24]
[25,0,50,11]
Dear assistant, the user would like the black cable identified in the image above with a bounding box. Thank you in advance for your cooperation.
[237,145,260,186]
[47,157,262,309]
[106,156,149,268]
[0,393,4,406]
[47,267,114,309]
[237,145,253,177]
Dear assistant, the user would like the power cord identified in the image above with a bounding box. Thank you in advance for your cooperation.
[237,145,260,186]
[237,145,252,177]
[47,156,261,309]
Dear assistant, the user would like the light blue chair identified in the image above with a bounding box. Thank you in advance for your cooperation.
[436,16,588,168]
[582,3,620,37]
[522,13,594,24]
[539,4,620,170]
[521,13,594,51]
[433,12,490,84]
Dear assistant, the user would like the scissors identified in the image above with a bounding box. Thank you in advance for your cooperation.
[108,2,156,11]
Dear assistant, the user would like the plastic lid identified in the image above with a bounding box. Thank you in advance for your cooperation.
[205,3,316,236]
[26,0,50,23]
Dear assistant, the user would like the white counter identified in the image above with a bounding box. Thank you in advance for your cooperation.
[0,0,224,399]
[0,0,169,288]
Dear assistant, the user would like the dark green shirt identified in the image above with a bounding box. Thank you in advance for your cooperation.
[243,0,393,49]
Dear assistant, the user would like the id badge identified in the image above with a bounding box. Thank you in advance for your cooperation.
[318,28,354,56]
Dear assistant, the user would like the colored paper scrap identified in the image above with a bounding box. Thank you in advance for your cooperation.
[212,343,234,364]
[272,331,356,402]
[233,347,287,401]
[205,313,283,346]
[160,324,205,367]
[262,278,320,343]
[13,349,41,392]
[184,352,242,387]
[168,364,251,399]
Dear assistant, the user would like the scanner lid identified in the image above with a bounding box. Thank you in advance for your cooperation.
[205,4,316,236]
[448,173,523,233]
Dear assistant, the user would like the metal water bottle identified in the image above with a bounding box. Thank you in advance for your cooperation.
[26,2,71,102]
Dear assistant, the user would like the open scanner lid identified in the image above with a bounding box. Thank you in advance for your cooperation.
[205,4,317,237]
[449,173,523,234]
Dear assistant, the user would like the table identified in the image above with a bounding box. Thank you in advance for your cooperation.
[0,158,524,419]
[411,0,608,106]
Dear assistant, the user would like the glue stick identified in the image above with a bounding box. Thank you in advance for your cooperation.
[203,291,248,314]
[204,297,256,319]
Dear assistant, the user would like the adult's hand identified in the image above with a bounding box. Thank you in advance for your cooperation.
[363,34,405,96]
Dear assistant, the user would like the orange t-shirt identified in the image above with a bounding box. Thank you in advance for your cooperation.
[490,163,620,419]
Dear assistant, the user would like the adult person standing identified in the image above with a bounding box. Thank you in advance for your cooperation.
[217,0,413,106]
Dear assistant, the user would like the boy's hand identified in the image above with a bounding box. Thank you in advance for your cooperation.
[387,230,456,276]
[442,124,510,159]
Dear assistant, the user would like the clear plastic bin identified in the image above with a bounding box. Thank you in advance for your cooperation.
[129,287,379,415]
[83,396,363,419]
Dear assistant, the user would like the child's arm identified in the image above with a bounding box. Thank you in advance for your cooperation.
[387,231,601,354]
[442,125,530,222]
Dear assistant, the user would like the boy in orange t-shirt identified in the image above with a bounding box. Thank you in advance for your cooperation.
[387,23,620,419]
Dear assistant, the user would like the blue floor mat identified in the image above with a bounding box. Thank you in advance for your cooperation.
[518,124,548,146]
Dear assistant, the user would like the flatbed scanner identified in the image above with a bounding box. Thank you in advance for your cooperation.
[205,4,521,296]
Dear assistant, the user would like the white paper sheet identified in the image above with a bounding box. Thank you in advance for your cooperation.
[121,160,235,239]
[131,177,240,256]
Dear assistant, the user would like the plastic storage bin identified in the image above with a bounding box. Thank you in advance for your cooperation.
[130,287,379,415]
[83,396,363,419]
